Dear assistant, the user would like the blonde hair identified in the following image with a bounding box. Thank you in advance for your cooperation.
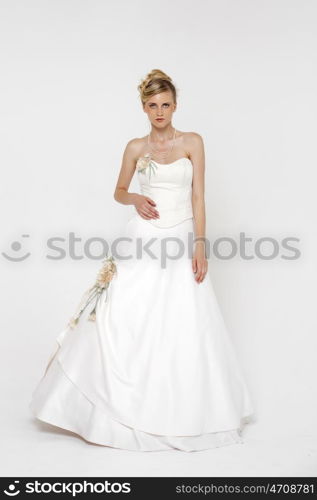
[137,69,177,106]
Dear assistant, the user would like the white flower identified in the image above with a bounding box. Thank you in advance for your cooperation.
[95,256,117,289]
[88,310,96,322]
[66,256,117,329]
[136,153,158,179]
[68,317,79,329]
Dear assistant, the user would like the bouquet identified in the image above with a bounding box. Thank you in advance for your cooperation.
[136,153,158,180]
[68,255,117,329]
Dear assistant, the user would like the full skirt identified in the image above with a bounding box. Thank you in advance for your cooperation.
[29,214,255,452]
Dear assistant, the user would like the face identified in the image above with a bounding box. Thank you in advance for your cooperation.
[143,91,176,126]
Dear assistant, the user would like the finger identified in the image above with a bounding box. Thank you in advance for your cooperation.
[196,266,204,282]
[200,266,207,278]
[143,204,158,217]
[146,199,158,214]
[142,207,155,218]
[195,271,201,282]
[148,209,159,218]
[138,210,152,220]
[200,267,208,281]
[192,258,197,273]
[146,198,157,207]
[146,204,159,217]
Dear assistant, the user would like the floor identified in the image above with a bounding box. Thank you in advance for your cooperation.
[1,406,316,477]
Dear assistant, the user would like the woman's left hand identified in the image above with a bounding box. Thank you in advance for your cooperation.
[192,244,208,283]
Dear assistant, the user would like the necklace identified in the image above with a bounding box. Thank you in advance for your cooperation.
[147,127,177,163]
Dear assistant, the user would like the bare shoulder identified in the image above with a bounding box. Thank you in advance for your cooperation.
[183,131,205,160]
[184,131,204,145]
[123,136,147,162]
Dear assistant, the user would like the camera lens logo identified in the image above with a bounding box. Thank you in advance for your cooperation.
[4,481,20,496]
[2,235,31,262]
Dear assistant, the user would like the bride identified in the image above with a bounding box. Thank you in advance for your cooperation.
[29,68,255,452]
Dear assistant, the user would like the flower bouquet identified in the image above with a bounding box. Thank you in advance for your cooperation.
[136,153,158,180]
[68,255,117,329]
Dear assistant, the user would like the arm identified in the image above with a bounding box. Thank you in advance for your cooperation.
[113,139,159,220]
[188,133,208,283]
[113,139,139,206]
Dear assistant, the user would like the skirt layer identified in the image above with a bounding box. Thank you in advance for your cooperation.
[29,215,255,451]
[29,357,251,452]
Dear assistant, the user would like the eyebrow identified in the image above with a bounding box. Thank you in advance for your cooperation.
[148,102,171,105]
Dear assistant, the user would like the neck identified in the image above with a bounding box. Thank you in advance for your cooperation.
[150,124,175,143]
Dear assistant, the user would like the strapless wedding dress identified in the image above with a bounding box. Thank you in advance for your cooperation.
[29,156,255,452]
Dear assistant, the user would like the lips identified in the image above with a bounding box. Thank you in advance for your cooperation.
[156,118,164,121]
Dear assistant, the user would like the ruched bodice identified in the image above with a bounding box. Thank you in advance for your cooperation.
[136,156,193,228]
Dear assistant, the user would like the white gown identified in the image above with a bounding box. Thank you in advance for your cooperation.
[29,156,255,452]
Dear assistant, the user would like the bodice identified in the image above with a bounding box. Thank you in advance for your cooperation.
[136,156,193,228]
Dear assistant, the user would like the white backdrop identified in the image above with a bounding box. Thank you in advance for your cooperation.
[0,0,316,476]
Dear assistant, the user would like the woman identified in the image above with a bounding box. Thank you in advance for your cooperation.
[29,69,255,452]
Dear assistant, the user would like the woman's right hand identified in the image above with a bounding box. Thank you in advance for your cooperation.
[133,194,160,220]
